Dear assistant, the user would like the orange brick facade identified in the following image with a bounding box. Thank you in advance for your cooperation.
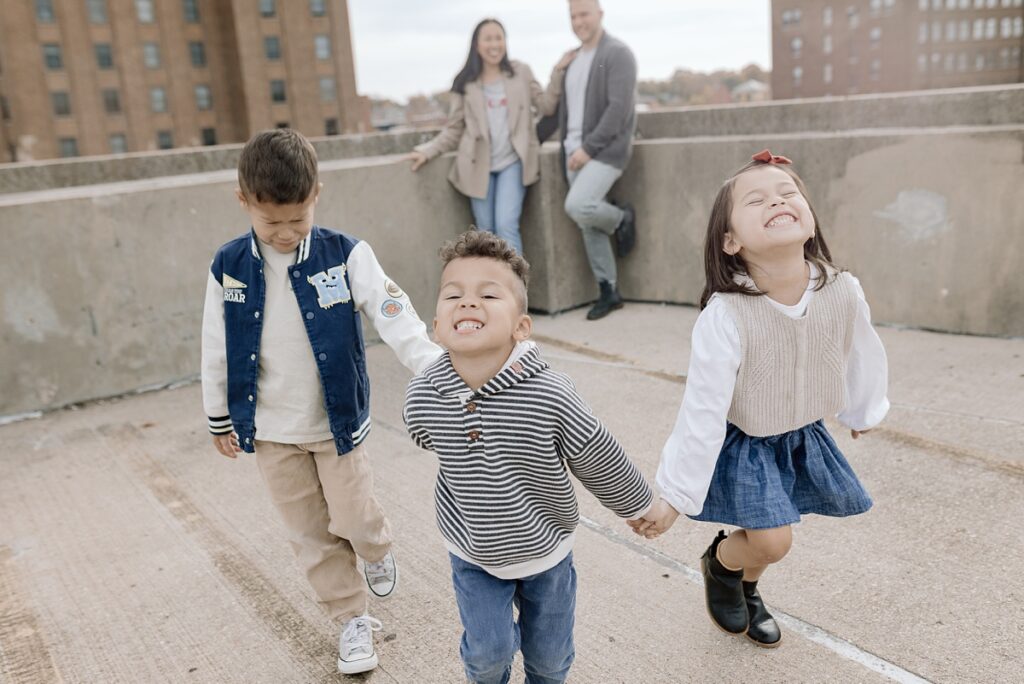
[0,0,364,161]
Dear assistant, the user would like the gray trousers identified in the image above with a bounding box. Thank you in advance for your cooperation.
[565,159,624,286]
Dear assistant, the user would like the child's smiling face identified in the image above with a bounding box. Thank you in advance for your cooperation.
[724,166,816,259]
[434,257,531,360]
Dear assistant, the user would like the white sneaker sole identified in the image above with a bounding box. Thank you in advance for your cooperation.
[337,653,378,675]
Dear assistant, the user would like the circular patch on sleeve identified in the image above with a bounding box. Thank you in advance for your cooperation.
[381,299,404,318]
[385,280,404,298]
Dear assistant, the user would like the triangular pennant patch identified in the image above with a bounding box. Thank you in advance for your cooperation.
[223,274,247,289]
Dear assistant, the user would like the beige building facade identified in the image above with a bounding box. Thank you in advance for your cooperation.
[772,0,1024,99]
[0,0,363,162]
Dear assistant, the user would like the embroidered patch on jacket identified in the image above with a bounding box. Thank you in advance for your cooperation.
[223,273,247,303]
[380,299,403,318]
[385,279,404,298]
[308,264,352,309]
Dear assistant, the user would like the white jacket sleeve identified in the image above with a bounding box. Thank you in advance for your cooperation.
[347,240,443,374]
[655,300,740,516]
[836,276,890,431]
[200,270,233,435]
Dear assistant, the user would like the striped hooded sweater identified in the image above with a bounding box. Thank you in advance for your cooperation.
[403,344,653,577]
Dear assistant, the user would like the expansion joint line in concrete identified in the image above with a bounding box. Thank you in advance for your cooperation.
[577,517,934,684]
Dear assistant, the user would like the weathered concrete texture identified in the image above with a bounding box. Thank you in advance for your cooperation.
[1,304,1022,683]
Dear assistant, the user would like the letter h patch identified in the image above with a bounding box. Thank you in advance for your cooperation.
[307,264,352,309]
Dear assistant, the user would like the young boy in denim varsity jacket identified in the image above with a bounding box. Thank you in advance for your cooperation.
[403,231,653,683]
[200,129,441,675]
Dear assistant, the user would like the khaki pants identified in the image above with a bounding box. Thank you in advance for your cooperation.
[254,439,392,623]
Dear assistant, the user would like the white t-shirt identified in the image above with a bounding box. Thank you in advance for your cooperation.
[563,47,597,157]
[482,80,519,172]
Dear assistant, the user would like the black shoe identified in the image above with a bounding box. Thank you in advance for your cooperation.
[612,202,636,257]
[586,280,623,320]
[700,530,748,635]
[743,581,782,648]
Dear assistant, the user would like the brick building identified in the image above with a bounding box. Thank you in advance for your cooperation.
[772,0,1024,99]
[0,0,365,162]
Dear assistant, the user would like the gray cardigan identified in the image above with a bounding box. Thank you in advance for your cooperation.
[558,32,637,172]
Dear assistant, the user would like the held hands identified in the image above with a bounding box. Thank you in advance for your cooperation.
[627,498,680,539]
[555,48,578,72]
[212,433,242,459]
[567,148,591,172]
[405,151,428,172]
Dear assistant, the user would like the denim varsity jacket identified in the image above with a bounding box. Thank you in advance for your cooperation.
[201,226,442,455]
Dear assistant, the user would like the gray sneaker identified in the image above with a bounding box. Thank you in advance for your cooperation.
[363,550,398,598]
[337,615,381,674]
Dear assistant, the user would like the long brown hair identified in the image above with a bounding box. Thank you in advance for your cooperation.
[699,158,836,309]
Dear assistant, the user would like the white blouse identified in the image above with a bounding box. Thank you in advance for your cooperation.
[655,267,889,516]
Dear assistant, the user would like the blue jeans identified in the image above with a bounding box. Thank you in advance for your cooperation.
[470,160,526,255]
[449,552,577,684]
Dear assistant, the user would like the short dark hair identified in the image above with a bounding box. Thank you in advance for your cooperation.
[700,155,836,309]
[237,129,318,204]
[439,230,530,312]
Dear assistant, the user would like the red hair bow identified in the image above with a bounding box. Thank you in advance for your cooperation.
[752,149,792,165]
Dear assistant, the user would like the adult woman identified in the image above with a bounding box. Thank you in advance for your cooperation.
[407,19,574,255]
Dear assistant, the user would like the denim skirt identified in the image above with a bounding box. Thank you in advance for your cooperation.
[689,420,872,530]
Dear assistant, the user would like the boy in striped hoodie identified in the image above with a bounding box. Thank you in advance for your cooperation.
[403,230,653,684]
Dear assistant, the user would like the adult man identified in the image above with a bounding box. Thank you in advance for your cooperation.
[560,0,637,320]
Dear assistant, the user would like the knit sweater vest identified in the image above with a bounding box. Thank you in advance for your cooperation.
[721,270,857,437]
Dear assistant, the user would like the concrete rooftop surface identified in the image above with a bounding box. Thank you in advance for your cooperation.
[1,303,1022,684]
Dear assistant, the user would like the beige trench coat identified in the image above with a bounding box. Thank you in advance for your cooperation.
[414,61,564,199]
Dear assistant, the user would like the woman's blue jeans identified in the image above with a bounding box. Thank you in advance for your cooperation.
[470,159,527,255]
[449,552,576,684]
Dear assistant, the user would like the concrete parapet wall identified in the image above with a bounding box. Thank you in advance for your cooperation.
[1,87,1022,416]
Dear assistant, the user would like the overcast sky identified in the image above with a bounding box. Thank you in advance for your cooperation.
[348,0,772,102]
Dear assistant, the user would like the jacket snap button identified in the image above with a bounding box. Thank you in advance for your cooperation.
[292,271,300,278]
[305,312,314,320]
[247,394,253,401]
[250,354,256,361]
[465,402,477,413]
[318,353,327,361]
[254,312,260,318]
[468,430,480,441]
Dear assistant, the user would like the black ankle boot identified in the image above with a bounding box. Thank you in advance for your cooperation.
[700,530,748,635]
[586,281,623,320]
[612,202,636,257]
[742,581,782,648]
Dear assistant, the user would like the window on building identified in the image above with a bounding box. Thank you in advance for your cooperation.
[919,0,929,10]
[43,44,63,70]
[265,36,281,60]
[157,130,173,149]
[959,20,970,41]
[87,0,107,23]
[932,21,942,42]
[823,6,833,26]
[946,0,957,8]
[974,0,984,8]
[59,138,79,157]
[183,0,199,23]
[985,17,996,39]
[260,0,276,18]
[959,0,970,7]
[848,6,860,29]
[791,36,803,56]
[792,65,803,88]
[1,96,11,121]
[975,52,986,69]
[870,0,882,11]
[1014,16,1023,37]
[824,34,833,54]
[319,77,335,102]
[143,42,161,69]
[999,46,1011,68]
[919,23,928,43]
[870,27,882,45]
[931,0,942,9]
[823,63,833,83]
[52,91,71,116]
[102,89,121,113]
[150,87,167,113]
[189,41,206,67]
[109,134,127,154]
[1000,17,1012,38]
[986,0,997,7]
[870,58,881,79]
[944,53,955,71]
[781,9,802,25]
[946,21,957,41]
[315,35,331,60]
[95,43,114,69]
[36,0,55,22]
[195,85,212,110]
[201,127,217,145]
[973,18,984,39]
[310,0,326,17]
[270,80,287,103]
[918,54,928,72]
[135,0,155,23]
[958,52,969,70]
[325,118,339,136]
